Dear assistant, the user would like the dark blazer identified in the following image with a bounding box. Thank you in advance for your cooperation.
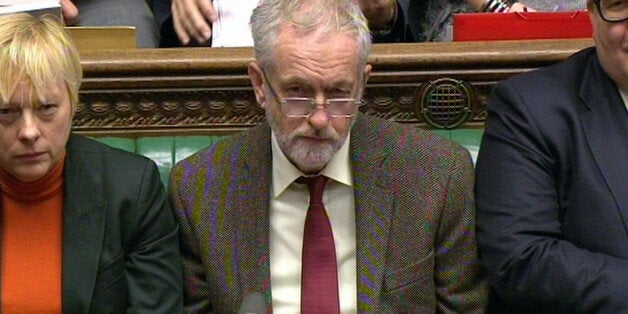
[170,114,487,313]
[0,134,183,312]
[475,47,628,313]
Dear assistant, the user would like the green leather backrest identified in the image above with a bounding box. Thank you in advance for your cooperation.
[433,129,483,164]
[94,135,225,189]
[94,130,483,188]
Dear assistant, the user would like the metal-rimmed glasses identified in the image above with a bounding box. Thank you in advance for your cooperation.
[262,70,362,118]
[593,0,628,23]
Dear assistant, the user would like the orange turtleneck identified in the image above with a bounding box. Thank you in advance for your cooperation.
[1,155,65,314]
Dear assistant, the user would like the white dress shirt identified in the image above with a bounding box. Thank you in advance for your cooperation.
[620,88,628,112]
[269,131,357,313]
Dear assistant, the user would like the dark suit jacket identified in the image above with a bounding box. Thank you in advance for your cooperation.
[0,134,183,313]
[475,47,628,313]
[170,114,487,313]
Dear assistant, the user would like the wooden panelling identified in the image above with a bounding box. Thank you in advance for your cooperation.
[74,39,593,137]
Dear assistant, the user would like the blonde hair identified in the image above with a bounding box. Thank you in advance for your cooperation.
[0,13,82,110]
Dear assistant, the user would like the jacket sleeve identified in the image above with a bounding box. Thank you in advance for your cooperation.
[434,144,489,313]
[125,159,184,312]
[371,0,416,43]
[150,0,182,47]
[168,162,213,313]
[475,80,628,312]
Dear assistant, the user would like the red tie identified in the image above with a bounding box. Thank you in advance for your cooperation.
[298,176,340,314]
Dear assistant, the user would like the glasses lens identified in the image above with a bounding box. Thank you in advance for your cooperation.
[327,99,358,117]
[599,0,628,21]
[281,98,313,117]
[280,98,359,117]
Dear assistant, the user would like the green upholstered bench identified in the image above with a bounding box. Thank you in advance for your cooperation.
[94,136,226,189]
[432,129,483,165]
[93,129,483,188]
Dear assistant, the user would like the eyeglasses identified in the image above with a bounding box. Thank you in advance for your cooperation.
[262,70,362,118]
[594,0,628,23]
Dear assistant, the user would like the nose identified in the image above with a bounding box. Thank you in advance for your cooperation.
[307,102,331,130]
[18,112,41,142]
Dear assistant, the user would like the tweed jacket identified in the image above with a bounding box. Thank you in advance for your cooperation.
[0,134,182,313]
[170,113,488,313]
[476,47,628,312]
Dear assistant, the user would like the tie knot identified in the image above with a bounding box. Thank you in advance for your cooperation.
[297,175,328,205]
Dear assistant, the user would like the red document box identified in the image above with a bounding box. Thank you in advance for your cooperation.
[453,11,592,41]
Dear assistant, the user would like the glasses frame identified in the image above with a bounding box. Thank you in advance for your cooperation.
[261,70,362,118]
[593,0,628,23]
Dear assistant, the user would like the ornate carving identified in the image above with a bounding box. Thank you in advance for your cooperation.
[74,89,265,135]
[72,40,592,136]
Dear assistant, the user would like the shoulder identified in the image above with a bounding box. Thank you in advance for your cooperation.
[65,135,165,216]
[487,47,598,127]
[170,124,270,179]
[174,127,257,165]
[354,114,472,168]
[500,47,594,95]
[358,114,469,151]
[67,134,158,176]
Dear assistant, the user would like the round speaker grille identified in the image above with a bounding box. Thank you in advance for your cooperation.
[416,78,474,129]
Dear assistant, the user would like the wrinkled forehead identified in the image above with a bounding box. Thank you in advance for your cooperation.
[273,25,362,67]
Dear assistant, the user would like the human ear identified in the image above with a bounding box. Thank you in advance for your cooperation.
[248,62,268,108]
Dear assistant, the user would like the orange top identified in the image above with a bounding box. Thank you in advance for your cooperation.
[0,155,65,314]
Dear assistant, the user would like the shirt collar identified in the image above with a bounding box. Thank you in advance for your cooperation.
[619,88,628,112]
[271,131,353,198]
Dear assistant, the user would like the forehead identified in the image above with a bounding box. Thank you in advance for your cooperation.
[1,79,67,105]
[271,26,361,83]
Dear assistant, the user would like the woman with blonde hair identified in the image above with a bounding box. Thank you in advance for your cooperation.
[0,13,182,312]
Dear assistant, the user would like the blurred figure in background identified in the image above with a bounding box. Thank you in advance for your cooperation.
[153,0,587,46]
[61,0,160,48]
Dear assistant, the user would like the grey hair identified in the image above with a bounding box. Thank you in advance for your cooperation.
[250,0,372,73]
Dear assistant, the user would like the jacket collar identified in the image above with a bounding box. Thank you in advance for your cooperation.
[350,114,394,311]
[62,134,107,312]
[579,53,628,233]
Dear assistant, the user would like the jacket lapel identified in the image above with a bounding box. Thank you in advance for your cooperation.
[62,135,107,312]
[244,118,395,311]
[579,58,628,233]
[350,115,394,312]
[236,124,274,308]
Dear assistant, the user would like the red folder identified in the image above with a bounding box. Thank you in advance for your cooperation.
[453,11,592,41]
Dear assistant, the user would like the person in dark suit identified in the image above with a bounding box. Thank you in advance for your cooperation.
[0,13,182,312]
[168,0,487,312]
[475,0,628,312]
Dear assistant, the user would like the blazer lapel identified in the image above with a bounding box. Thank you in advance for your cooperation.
[236,124,274,308]
[579,59,628,233]
[350,115,394,312]
[62,135,107,312]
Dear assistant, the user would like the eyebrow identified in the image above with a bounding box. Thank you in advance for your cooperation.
[280,75,356,89]
[0,94,62,108]
[38,95,62,103]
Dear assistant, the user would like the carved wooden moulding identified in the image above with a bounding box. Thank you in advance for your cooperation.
[72,39,593,136]
[73,79,489,136]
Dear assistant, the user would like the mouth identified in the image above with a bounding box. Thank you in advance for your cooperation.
[299,135,332,145]
[15,152,46,162]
